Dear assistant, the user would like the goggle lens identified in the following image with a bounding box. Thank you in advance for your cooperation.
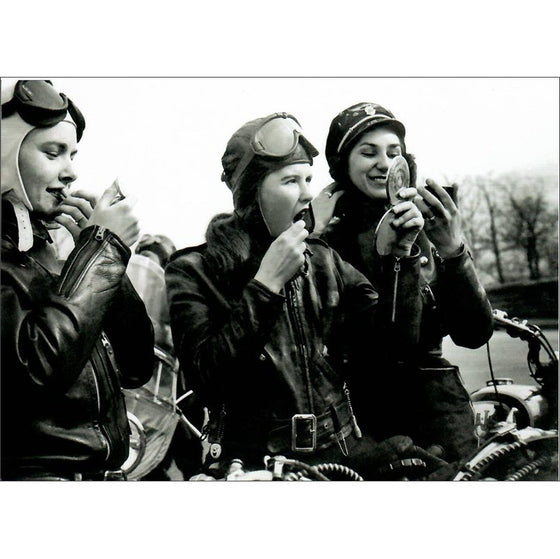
[15,80,68,112]
[226,113,315,188]
[252,116,303,157]
[3,80,85,140]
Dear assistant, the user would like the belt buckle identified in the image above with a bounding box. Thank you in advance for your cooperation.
[103,469,126,481]
[291,414,317,453]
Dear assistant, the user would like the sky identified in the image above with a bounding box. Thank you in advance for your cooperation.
[3,77,559,249]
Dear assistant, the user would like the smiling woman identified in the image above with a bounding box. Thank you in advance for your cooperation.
[311,101,495,463]
[347,128,404,200]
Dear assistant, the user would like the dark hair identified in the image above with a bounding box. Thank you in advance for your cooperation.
[204,164,272,289]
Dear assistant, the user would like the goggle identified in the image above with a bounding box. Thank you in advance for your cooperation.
[1,80,85,141]
[228,113,317,187]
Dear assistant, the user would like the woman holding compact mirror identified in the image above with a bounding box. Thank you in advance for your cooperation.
[313,102,494,462]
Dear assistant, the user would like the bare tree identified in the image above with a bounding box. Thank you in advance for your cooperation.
[500,173,558,280]
[460,175,509,283]
[454,177,485,260]
[479,177,508,283]
[457,170,558,284]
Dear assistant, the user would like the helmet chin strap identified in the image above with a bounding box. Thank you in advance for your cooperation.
[4,192,34,251]
[257,187,276,237]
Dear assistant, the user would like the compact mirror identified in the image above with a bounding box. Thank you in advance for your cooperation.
[374,209,398,256]
[386,155,410,206]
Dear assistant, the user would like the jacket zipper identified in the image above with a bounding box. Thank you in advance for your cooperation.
[100,332,120,377]
[58,226,109,298]
[391,257,401,323]
[97,335,130,456]
[91,343,112,461]
[286,277,314,414]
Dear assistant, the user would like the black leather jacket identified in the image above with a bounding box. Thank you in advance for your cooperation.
[322,198,494,460]
[324,207,493,362]
[1,202,154,478]
[166,235,422,463]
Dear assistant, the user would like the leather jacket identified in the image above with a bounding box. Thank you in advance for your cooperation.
[323,202,493,360]
[166,234,422,464]
[322,197,494,460]
[1,202,154,479]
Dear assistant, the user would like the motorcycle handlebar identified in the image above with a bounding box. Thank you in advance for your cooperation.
[493,309,558,368]
[492,309,538,337]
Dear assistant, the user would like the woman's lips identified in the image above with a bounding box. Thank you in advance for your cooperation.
[293,207,309,223]
[47,188,67,203]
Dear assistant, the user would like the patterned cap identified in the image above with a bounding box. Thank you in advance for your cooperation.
[325,102,406,182]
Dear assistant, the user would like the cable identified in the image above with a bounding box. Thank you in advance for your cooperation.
[486,341,503,407]
[459,441,524,481]
[314,463,364,481]
[505,453,555,481]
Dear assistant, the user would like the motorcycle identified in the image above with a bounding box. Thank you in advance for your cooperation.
[121,309,558,481]
[453,309,558,481]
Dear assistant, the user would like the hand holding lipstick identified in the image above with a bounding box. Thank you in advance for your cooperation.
[54,179,137,246]
[54,189,97,241]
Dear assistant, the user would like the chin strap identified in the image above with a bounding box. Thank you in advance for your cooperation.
[256,187,275,237]
[4,192,34,251]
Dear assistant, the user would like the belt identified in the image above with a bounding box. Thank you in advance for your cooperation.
[267,400,354,455]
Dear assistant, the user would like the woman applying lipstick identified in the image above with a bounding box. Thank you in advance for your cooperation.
[1,79,153,480]
[313,102,494,462]
[165,113,444,479]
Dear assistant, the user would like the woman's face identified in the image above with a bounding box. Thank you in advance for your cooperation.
[18,122,78,220]
[347,126,403,200]
[258,163,313,237]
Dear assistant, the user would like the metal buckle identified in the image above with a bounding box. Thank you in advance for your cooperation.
[291,413,317,453]
[103,469,126,481]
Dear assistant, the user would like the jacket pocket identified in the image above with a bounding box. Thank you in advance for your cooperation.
[417,366,471,413]
[416,365,477,461]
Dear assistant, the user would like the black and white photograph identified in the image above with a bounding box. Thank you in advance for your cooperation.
[2,76,557,481]
[1,3,559,557]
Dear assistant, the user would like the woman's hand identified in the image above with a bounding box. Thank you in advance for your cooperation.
[415,179,463,258]
[311,182,344,234]
[88,181,140,247]
[53,189,98,242]
[390,197,424,257]
[254,220,309,293]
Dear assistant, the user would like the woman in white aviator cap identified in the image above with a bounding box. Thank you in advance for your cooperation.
[1,80,153,480]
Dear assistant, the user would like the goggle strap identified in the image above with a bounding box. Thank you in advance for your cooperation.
[1,99,18,119]
[229,147,256,188]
